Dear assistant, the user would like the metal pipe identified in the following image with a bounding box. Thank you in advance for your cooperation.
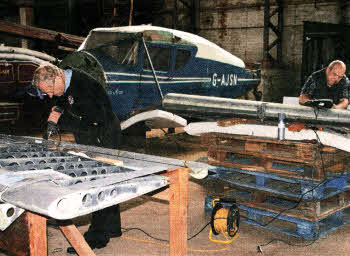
[142,37,164,99]
[162,93,350,126]
[0,53,51,65]
[0,46,56,62]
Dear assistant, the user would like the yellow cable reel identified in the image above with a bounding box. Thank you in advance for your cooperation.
[209,198,240,244]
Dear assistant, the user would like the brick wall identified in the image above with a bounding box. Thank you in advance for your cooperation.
[199,1,342,66]
[164,0,348,101]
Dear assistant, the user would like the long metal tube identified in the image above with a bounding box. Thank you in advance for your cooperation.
[142,36,164,99]
[0,53,50,65]
[0,46,57,62]
[162,93,350,126]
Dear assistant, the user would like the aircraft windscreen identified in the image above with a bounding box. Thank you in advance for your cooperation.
[83,31,139,66]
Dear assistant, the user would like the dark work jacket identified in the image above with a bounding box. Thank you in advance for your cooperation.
[56,69,121,149]
[301,68,350,104]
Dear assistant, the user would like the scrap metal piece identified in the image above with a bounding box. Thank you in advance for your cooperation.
[0,203,24,231]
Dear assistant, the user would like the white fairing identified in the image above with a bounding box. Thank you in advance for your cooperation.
[79,25,245,68]
[184,122,350,153]
[120,110,187,130]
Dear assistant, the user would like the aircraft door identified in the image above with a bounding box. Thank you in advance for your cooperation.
[139,43,172,110]
[93,40,141,120]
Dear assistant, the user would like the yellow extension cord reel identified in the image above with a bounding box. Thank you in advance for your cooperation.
[209,198,240,244]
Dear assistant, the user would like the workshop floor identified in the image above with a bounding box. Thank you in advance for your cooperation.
[1,130,350,256]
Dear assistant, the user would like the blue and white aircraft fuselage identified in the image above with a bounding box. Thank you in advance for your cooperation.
[73,25,261,126]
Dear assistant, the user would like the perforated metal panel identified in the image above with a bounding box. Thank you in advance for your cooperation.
[0,135,169,229]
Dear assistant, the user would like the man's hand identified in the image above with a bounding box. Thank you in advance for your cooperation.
[43,121,59,140]
[299,94,312,105]
[332,98,349,109]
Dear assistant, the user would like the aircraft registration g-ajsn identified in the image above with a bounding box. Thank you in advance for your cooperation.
[60,25,261,131]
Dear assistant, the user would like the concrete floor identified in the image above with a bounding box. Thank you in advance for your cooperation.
[1,131,350,255]
[44,179,350,256]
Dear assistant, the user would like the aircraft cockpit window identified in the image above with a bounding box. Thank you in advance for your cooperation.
[121,41,139,66]
[143,46,170,72]
[175,49,191,71]
[95,40,139,67]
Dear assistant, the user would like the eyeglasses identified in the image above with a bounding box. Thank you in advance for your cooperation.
[330,71,344,80]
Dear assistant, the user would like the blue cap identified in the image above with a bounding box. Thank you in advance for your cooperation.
[26,82,46,100]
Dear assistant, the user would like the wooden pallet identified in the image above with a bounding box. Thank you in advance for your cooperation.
[205,195,350,240]
[205,133,350,180]
[209,166,349,200]
[207,188,350,221]
[201,132,343,161]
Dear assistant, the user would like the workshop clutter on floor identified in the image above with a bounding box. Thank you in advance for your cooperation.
[202,133,350,240]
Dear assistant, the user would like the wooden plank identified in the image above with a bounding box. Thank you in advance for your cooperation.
[0,211,47,256]
[91,156,124,166]
[167,168,189,256]
[208,144,350,180]
[19,7,34,48]
[0,21,84,47]
[216,118,252,127]
[245,141,266,153]
[204,132,344,154]
[58,220,96,256]
[28,212,47,256]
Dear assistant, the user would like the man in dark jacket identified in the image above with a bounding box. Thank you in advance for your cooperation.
[30,63,122,251]
[299,60,350,109]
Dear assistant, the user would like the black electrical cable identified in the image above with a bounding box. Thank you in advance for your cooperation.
[121,217,228,243]
[312,104,320,120]
[187,221,211,241]
[256,105,335,250]
[257,235,320,253]
[240,177,330,227]
[122,227,169,242]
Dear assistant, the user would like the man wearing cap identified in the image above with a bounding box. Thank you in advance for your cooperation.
[30,63,122,252]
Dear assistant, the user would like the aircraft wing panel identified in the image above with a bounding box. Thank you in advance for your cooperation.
[1,174,167,220]
[0,135,170,224]
[0,134,215,229]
